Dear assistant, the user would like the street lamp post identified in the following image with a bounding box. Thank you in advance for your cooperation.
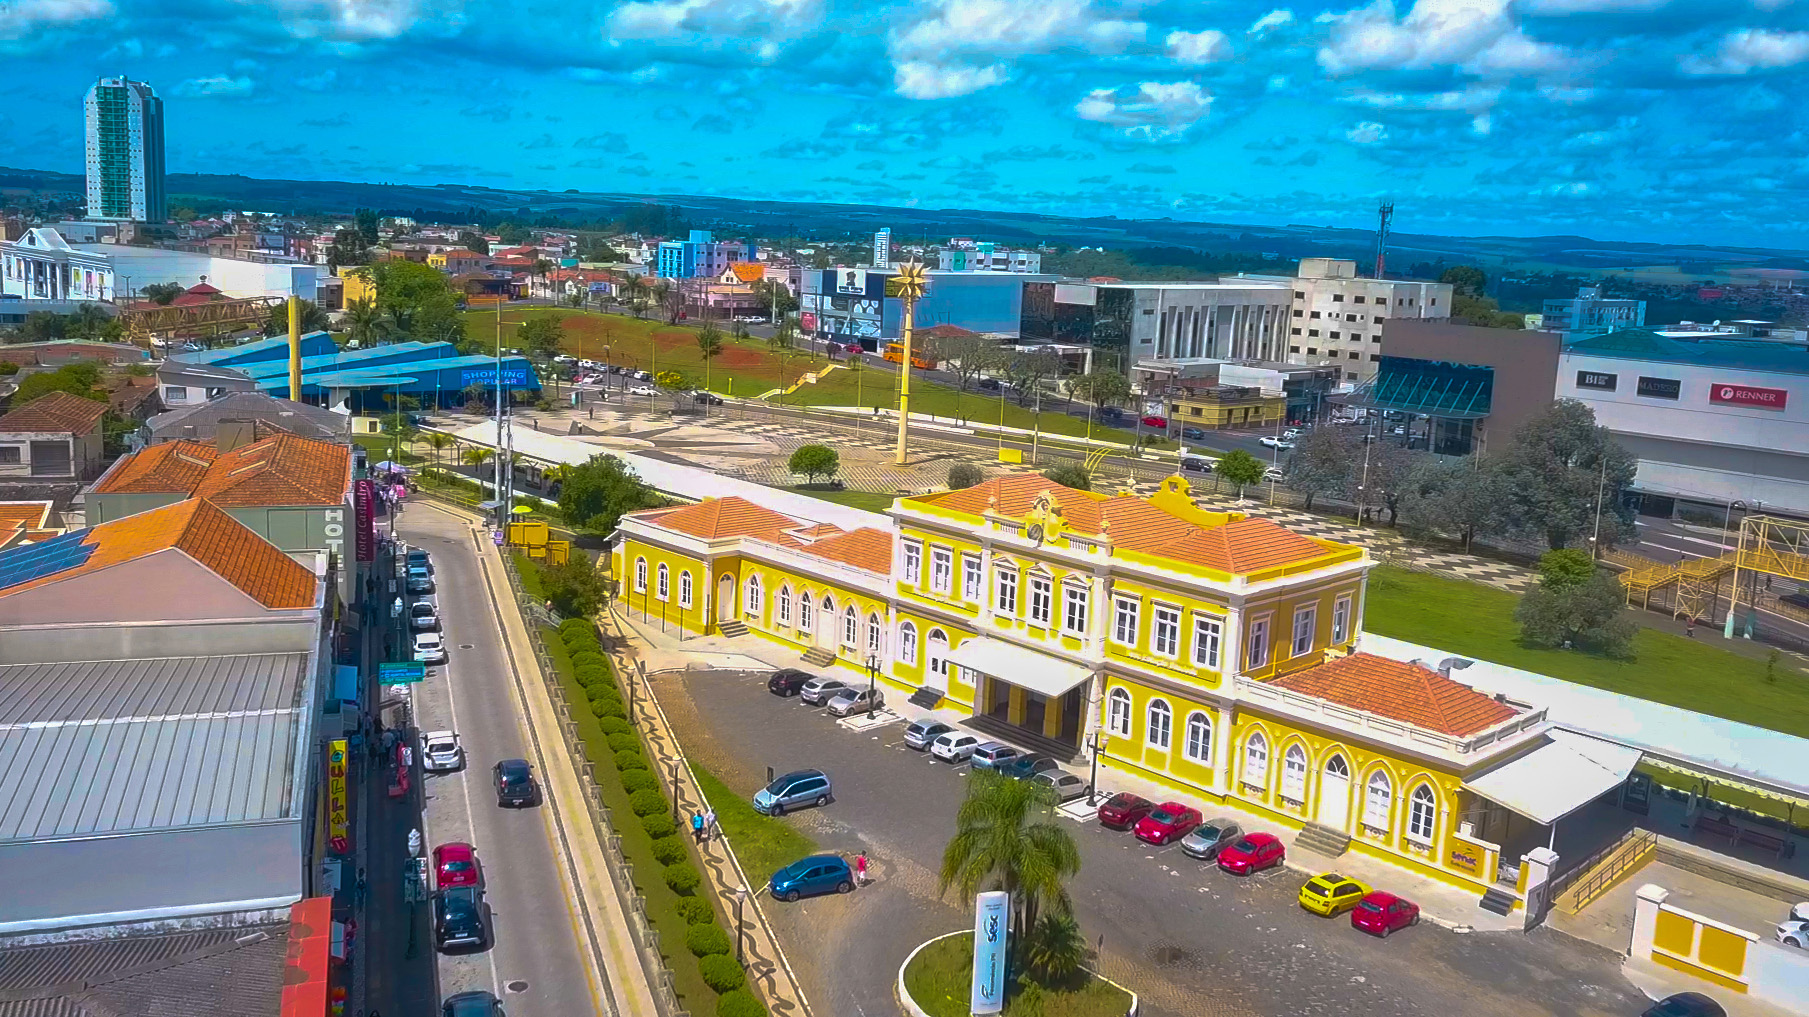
[865,653,879,719]
[734,886,749,965]
[1086,729,1103,807]
[669,759,682,822]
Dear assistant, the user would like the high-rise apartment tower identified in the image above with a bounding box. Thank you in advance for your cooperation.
[84,77,166,222]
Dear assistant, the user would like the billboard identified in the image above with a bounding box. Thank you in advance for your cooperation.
[970,891,1010,1015]
[353,479,376,563]
[327,739,350,854]
[1710,383,1787,410]
[462,366,531,387]
[837,268,866,295]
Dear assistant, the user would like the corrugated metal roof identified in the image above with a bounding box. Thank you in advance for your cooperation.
[0,655,306,842]
[0,923,289,1017]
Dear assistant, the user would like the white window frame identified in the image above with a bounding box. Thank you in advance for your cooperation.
[1281,743,1308,801]
[1291,605,1316,658]
[962,554,982,601]
[744,574,762,615]
[927,629,949,676]
[777,585,792,625]
[1152,604,1181,658]
[995,567,1018,614]
[902,542,922,584]
[1105,687,1131,736]
[678,571,693,609]
[930,546,953,593]
[1112,598,1139,645]
[1332,595,1352,644]
[1246,616,1270,669]
[867,613,883,656]
[1408,784,1438,843]
[1363,770,1393,829]
[1028,575,1053,626]
[799,591,813,631]
[1192,615,1221,669]
[843,606,858,647]
[1062,584,1088,635]
[656,563,669,601]
[899,621,918,664]
[1183,712,1211,762]
[1243,731,1269,788]
[635,557,648,593]
[1146,699,1172,750]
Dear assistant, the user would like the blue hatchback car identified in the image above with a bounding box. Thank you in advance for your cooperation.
[769,855,854,902]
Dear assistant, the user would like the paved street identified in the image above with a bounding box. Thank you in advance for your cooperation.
[656,666,1649,1017]
[400,503,607,1017]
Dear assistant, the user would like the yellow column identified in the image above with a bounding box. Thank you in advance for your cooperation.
[1042,695,1062,738]
[1008,685,1027,726]
[894,296,915,465]
[287,295,302,401]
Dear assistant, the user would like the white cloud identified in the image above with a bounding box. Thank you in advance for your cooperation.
[1470,112,1491,135]
[1342,85,1500,110]
[1318,0,1568,78]
[0,0,111,40]
[609,0,820,42]
[889,0,1143,95]
[1075,81,1211,141]
[242,0,457,42]
[174,75,255,97]
[894,61,1007,99]
[1165,29,1230,64]
[1345,120,1389,144]
[1518,0,1669,12]
[1248,8,1294,35]
[1682,29,1809,75]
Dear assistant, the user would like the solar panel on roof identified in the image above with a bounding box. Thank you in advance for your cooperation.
[0,530,97,591]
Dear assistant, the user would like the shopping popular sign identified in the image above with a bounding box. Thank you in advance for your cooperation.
[970,891,1010,1015]
[461,366,531,387]
[327,739,350,854]
[1710,383,1788,409]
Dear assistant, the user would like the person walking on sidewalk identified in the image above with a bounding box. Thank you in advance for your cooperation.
[703,807,717,844]
[855,852,869,886]
[691,811,705,843]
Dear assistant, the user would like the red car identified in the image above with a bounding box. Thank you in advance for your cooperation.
[1351,891,1420,937]
[1217,832,1285,875]
[843,343,863,354]
[1133,802,1202,845]
[1097,792,1155,830]
[435,842,482,889]
[1141,415,1168,430]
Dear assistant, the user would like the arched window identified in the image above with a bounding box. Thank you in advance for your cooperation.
[656,563,669,600]
[777,586,793,626]
[867,614,883,656]
[1325,754,1349,779]
[1243,731,1269,788]
[927,629,949,677]
[1146,699,1172,750]
[798,590,813,631]
[843,606,858,647]
[899,621,918,664]
[1105,688,1131,736]
[678,571,693,608]
[634,557,648,593]
[1281,743,1308,801]
[1408,784,1438,842]
[744,574,763,615]
[1364,770,1393,829]
[1183,712,1211,762]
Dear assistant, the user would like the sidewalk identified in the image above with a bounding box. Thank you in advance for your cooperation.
[605,606,816,1017]
[1622,956,1801,1017]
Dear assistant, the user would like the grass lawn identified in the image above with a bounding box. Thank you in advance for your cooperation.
[352,433,425,464]
[513,553,545,600]
[1364,566,1809,739]
[903,933,1133,1017]
[783,485,897,513]
[691,765,817,890]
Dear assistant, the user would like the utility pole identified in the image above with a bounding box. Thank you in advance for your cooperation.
[494,301,505,529]
[1374,201,1394,279]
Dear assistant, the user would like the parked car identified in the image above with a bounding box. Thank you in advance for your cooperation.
[410,601,440,631]
[433,886,487,950]
[1096,792,1155,830]
[1217,832,1286,875]
[434,842,482,889]
[903,720,953,750]
[929,732,982,762]
[422,730,464,773]
[1140,415,1168,429]
[770,854,854,901]
[442,990,502,1017]
[1641,993,1727,1017]
[978,378,1001,391]
[1002,753,1060,781]
[407,568,435,595]
[799,677,851,706]
[752,768,832,816]
[1179,819,1242,860]
[407,549,433,574]
[628,384,659,396]
[692,391,724,405]
[413,631,448,664]
[842,342,863,354]
[1298,873,1372,917]
[968,742,1022,772]
[1351,890,1419,937]
[1777,901,1809,947]
[826,687,883,717]
[1181,455,1213,473]
[767,668,814,697]
[1181,427,1207,440]
[493,758,540,807]
[1259,436,1295,449]
[1029,770,1090,802]
[1282,427,1302,440]
[1133,802,1202,845]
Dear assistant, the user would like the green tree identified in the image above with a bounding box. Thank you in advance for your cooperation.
[1439,265,1489,297]
[141,282,184,305]
[1400,456,1505,551]
[519,315,566,359]
[328,228,369,268]
[344,298,385,347]
[1495,399,1637,550]
[1515,549,1637,657]
[540,553,607,617]
[1064,368,1131,412]
[788,444,839,484]
[1000,347,1063,406]
[929,331,999,393]
[355,207,380,245]
[939,771,1080,952]
[695,321,724,395]
[769,318,795,351]
[1023,912,1087,982]
[263,298,330,337]
[948,462,985,489]
[1282,429,1352,511]
[11,363,104,404]
[751,278,797,317]
[461,447,494,468]
[1041,463,1091,491]
[427,432,453,468]
[1216,449,1266,497]
[15,311,66,341]
[497,222,529,245]
[558,454,663,532]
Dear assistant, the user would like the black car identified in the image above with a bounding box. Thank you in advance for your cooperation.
[767,668,815,697]
[443,991,501,1017]
[493,758,540,807]
[1181,427,1207,439]
[1641,993,1725,1017]
[1181,455,1212,473]
[434,886,487,950]
[978,378,1001,391]
[693,391,724,405]
[1002,753,1060,780]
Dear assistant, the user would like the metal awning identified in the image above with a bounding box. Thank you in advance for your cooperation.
[1461,730,1645,826]
[945,637,1094,699]
[1346,357,1494,419]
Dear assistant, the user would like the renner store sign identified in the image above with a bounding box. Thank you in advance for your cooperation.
[1710,383,1788,410]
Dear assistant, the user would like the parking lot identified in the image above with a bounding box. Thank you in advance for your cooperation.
[657,665,1651,1017]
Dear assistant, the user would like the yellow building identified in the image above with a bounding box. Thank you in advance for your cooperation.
[1167,383,1285,430]
[614,473,1597,903]
[341,268,376,307]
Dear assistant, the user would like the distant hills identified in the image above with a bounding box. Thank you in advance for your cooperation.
[5,165,1807,277]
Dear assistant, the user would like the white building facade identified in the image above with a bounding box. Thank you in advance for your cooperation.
[1261,259,1453,383]
[937,243,1042,273]
[1117,282,1294,365]
[84,76,166,223]
[1,229,115,302]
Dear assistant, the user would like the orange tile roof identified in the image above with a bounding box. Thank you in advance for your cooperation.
[1269,653,1520,737]
[728,263,766,283]
[0,391,108,434]
[0,498,318,609]
[90,439,217,494]
[0,501,55,530]
[646,496,803,541]
[804,527,893,573]
[92,433,350,506]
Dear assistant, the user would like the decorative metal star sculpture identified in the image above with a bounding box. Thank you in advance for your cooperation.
[891,259,928,302]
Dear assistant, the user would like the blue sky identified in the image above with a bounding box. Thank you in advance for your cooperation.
[4,0,1809,246]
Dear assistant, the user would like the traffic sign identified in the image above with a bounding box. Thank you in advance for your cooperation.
[378,661,427,682]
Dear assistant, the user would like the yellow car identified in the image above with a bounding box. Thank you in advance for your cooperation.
[1298,873,1371,917]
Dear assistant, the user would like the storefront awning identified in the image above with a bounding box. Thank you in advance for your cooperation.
[946,637,1093,699]
[1461,730,1644,826]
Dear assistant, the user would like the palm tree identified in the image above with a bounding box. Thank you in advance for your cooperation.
[427,432,452,469]
[533,258,554,298]
[939,771,1081,946]
[345,298,385,348]
[462,447,494,468]
[1022,913,1086,982]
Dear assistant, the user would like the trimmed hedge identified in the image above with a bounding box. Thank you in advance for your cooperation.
[576,666,614,689]
[620,769,658,794]
[684,919,731,956]
[593,698,627,720]
[664,862,702,896]
[558,617,592,637]
[649,834,689,866]
[598,716,632,736]
[716,989,768,1017]
[674,896,716,925]
[606,732,641,754]
[641,812,678,840]
[629,788,667,816]
[615,749,648,772]
[698,954,747,994]
[570,651,607,671]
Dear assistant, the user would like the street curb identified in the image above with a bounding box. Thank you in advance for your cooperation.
[894,930,1140,1017]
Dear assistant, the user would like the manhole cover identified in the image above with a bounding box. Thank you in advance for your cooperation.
[1151,945,1191,967]
[506,980,529,993]
[460,643,475,649]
